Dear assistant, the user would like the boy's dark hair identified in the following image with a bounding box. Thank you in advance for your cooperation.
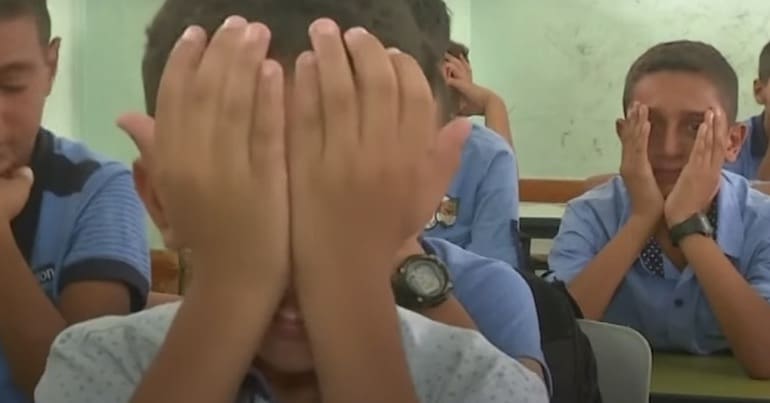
[447,41,469,61]
[622,40,739,122]
[143,0,443,116]
[406,0,450,55]
[759,40,770,83]
[0,0,50,45]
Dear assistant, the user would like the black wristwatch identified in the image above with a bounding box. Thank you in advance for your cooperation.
[669,213,714,247]
[391,254,453,310]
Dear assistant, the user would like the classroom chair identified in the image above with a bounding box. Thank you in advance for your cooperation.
[578,319,652,403]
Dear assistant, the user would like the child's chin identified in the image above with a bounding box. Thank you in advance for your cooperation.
[258,337,315,374]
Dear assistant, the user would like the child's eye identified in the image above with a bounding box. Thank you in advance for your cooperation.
[686,122,702,134]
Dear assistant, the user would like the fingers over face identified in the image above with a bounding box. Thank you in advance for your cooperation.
[290,51,323,165]
[390,51,436,154]
[251,60,286,171]
[155,25,206,156]
[218,23,271,167]
[308,18,358,151]
[343,27,398,150]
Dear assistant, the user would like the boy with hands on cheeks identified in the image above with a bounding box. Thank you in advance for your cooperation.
[34,2,549,403]
[549,41,770,379]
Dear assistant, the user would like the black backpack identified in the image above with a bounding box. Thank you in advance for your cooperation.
[517,268,603,403]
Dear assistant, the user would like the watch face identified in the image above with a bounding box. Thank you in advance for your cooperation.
[405,261,445,297]
[697,214,714,234]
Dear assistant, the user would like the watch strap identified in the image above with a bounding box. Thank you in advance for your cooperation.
[669,213,714,247]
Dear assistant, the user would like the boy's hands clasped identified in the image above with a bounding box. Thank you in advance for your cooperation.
[128,17,470,286]
[620,102,726,229]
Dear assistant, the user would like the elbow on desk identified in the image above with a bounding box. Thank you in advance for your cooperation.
[741,355,770,380]
[745,365,770,381]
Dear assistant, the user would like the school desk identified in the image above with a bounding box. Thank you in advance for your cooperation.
[519,202,565,271]
[651,353,770,403]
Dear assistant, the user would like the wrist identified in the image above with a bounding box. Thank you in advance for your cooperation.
[482,91,503,113]
[627,212,660,232]
[664,208,698,229]
[188,250,288,300]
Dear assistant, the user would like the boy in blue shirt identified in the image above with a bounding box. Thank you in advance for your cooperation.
[724,40,770,180]
[443,41,515,148]
[549,40,770,379]
[410,1,520,268]
[0,1,149,401]
[35,1,549,402]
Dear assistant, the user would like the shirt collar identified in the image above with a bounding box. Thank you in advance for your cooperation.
[749,112,768,158]
[242,369,273,401]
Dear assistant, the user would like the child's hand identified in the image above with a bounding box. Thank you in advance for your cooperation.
[130,18,290,287]
[288,19,470,275]
[0,166,33,223]
[664,108,725,227]
[444,54,493,117]
[618,103,664,221]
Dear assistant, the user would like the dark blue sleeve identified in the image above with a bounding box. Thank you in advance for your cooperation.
[466,150,519,267]
[56,168,150,311]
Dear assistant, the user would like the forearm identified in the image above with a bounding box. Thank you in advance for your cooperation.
[0,224,67,396]
[681,236,770,379]
[131,266,283,403]
[484,94,513,148]
[297,261,418,403]
[567,216,656,320]
[417,296,476,329]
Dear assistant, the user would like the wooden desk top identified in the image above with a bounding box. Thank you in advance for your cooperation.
[520,202,566,219]
[652,353,770,400]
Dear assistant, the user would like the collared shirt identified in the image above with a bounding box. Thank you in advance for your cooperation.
[548,171,770,354]
[34,302,548,403]
[424,122,520,268]
[639,200,717,278]
[724,113,767,180]
[2,129,150,403]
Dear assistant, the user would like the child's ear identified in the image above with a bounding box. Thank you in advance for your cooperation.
[724,122,748,163]
[132,159,179,249]
[754,79,766,105]
[615,118,625,140]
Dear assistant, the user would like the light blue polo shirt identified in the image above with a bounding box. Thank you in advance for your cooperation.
[422,237,545,367]
[424,122,520,268]
[724,113,767,180]
[4,129,150,402]
[548,170,770,354]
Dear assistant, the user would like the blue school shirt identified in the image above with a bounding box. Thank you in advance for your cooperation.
[4,129,150,402]
[422,237,546,369]
[724,113,767,180]
[548,171,770,354]
[423,123,520,268]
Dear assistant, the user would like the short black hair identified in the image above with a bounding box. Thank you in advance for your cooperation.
[622,40,739,122]
[143,0,441,116]
[759,40,770,83]
[0,0,50,45]
[447,41,468,61]
[406,0,450,55]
